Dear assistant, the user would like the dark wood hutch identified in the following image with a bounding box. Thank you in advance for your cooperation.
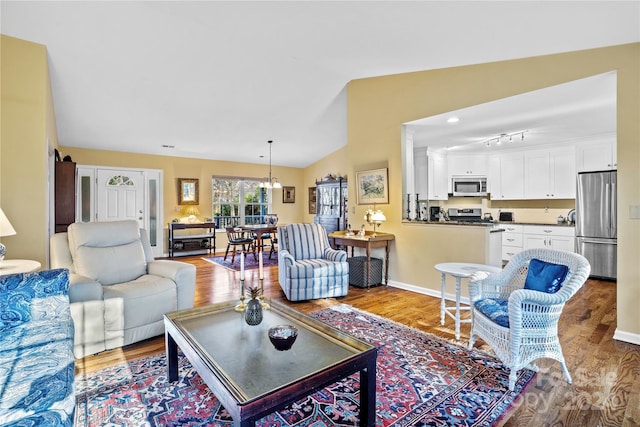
[313,175,348,235]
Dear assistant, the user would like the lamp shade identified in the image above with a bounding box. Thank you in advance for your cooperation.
[370,210,386,223]
[0,208,16,237]
[184,206,200,216]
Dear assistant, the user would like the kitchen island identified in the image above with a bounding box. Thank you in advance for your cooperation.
[396,221,503,305]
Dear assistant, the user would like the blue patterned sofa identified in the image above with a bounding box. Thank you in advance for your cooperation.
[0,269,75,426]
[277,223,349,301]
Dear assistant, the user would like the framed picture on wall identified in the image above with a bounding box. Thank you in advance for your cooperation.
[283,186,295,203]
[356,168,388,205]
[178,178,199,205]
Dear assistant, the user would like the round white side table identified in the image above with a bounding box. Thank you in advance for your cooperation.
[0,259,41,276]
[434,262,502,340]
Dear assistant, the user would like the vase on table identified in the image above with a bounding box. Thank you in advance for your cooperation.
[264,214,278,226]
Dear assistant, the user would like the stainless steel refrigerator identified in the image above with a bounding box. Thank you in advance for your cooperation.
[576,170,617,280]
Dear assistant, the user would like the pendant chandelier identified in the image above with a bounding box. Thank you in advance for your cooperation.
[259,140,281,189]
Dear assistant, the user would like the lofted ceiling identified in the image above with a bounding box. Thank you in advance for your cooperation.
[2,1,639,168]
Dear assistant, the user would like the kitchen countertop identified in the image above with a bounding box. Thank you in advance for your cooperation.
[494,221,575,227]
[403,220,575,227]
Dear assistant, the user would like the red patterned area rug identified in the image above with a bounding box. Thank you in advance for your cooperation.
[75,305,534,426]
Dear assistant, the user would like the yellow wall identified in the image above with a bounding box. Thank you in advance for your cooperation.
[302,146,349,224]
[0,35,53,265]
[347,43,640,337]
[60,146,306,247]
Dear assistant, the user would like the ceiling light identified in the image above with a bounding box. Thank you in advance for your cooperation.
[447,117,460,123]
[259,140,282,189]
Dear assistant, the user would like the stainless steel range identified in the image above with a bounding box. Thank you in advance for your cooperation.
[447,208,494,224]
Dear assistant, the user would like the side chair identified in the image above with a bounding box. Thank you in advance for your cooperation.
[224,227,256,263]
[468,248,590,390]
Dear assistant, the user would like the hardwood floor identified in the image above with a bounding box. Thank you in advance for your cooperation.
[75,255,640,426]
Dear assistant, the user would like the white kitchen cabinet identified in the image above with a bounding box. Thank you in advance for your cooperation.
[448,154,488,176]
[492,153,524,200]
[524,147,575,199]
[487,229,503,267]
[523,225,575,252]
[428,151,448,200]
[487,155,501,196]
[576,139,616,172]
[552,147,577,198]
[500,224,523,262]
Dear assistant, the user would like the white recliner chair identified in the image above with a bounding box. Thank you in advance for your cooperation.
[50,220,196,358]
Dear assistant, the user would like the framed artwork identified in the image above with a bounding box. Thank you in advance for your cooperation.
[356,168,389,205]
[308,187,317,214]
[178,178,199,205]
[283,186,296,203]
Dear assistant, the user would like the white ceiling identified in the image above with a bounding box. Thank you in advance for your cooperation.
[2,1,639,167]
[407,71,618,153]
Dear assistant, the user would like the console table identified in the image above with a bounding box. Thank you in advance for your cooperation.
[168,222,216,257]
[328,230,395,288]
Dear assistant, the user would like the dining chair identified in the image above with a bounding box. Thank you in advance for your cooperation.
[252,231,278,259]
[224,227,256,263]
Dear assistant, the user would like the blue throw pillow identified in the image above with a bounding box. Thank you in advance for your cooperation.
[524,258,569,294]
[475,298,510,327]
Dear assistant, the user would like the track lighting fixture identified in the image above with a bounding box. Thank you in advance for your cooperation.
[482,130,528,148]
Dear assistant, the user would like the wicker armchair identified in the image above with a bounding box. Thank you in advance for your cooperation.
[468,248,590,390]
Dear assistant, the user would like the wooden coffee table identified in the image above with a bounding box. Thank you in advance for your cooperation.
[164,300,377,426]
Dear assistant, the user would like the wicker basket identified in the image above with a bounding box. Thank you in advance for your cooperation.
[347,256,383,288]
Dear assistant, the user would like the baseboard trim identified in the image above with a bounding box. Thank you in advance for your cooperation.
[613,329,640,345]
[386,280,470,305]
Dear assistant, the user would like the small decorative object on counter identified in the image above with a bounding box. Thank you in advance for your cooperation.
[244,286,263,325]
[345,224,354,236]
[557,215,565,224]
[268,325,298,351]
[406,193,411,221]
[264,213,278,226]
[359,224,366,237]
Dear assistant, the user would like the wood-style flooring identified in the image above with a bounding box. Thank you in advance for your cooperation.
[75,255,640,426]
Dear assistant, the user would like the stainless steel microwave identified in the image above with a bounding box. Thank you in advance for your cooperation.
[451,176,487,197]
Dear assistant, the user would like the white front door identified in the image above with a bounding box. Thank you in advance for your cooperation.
[97,170,145,228]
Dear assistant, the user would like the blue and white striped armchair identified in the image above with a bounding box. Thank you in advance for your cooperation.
[468,248,590,390]
[277,223,349,301]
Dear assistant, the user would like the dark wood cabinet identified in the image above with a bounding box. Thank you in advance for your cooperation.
[55,161,76,233]
[314,176,348,236]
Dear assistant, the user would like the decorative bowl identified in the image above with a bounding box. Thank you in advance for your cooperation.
[268,325,298,351]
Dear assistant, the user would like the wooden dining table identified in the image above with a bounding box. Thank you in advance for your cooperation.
[236,224,278,252]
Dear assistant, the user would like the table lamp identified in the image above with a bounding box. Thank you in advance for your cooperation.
[0,208,17,262]
[364,208,386,237]
[183,206,201,223]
